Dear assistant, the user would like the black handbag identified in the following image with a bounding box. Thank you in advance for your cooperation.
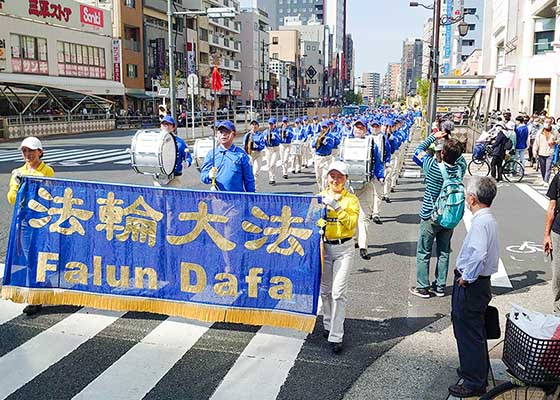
[485,305,501,340]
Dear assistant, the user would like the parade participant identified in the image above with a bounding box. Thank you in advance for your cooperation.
[329,119,342,160]
[279,116,294,179]
[383,119,398,202]
[7,136,55,316]
[243,119,266,191]
[154,115,192,187]
[291,118,307,174]
[370,119,386,224]
[263,117,281,185]
[312,121,335,190]
[449,176,498,398]
[319,161,360,354]
[341,119,353,138]
[200,120,255,192]
[410,132,466,298]
[350,118,384,260]
[301,116,312,168]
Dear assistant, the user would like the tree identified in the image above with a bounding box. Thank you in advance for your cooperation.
[344,91,363,105]
[417,79,430,107]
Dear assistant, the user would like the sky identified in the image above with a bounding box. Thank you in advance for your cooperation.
[347,0,432,78]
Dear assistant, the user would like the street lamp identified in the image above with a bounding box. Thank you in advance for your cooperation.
[167,4,237,121]
[410,0,470,131]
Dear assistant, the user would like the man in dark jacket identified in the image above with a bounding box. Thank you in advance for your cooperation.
[491,124,507,182]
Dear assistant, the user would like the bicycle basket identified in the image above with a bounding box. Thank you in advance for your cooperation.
[502,315,560,385]
[473,143,486,160]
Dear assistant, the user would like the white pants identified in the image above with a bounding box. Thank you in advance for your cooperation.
[321,240,354,343]
[383,162,394,197]
[332,148,340,161]
[354,182,374,249]
[292,149,303,173]
[314,154,332,191]
[250,151,264,191]
[279,143,291,176]
[372,179,383,217]
[153,175,182,188]
[301,141,310,167]
[265,147,279,182]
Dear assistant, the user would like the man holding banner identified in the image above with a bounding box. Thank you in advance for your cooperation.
[320,161,360,354]
[200,120,256,192]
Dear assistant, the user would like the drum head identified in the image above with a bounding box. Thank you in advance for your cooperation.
[161,133,177,175]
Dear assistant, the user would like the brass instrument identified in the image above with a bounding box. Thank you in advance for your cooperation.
[281,127,286,141]
[316,130,326,150]
[267,128,272,146]
[245,132,253,156]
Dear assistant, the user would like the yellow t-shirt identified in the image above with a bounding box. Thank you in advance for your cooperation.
[320,188,360,240]
[7,162,55,206]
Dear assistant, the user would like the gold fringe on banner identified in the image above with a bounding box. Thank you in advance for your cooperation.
[1,286,316,333]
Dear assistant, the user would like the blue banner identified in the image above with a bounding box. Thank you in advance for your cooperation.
[2,178,323,332]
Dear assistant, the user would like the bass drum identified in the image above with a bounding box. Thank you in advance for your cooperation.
[340,136,374,190]
[193,138,215,168]
[130,129,177,177]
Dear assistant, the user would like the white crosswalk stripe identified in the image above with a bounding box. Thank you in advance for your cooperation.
[0,148,130,166]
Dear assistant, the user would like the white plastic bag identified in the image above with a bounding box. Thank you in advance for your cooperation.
[509,304,560,339]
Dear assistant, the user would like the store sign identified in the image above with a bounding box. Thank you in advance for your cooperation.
[0,0,110,36]
[79,5,104,28]
[186,42,196,75]
[112,39,121,83]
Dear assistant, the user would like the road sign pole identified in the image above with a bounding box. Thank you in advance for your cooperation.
[191,90,196,139]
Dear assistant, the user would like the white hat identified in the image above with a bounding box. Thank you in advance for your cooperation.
[327,160,349,176]
[19,136,43,150]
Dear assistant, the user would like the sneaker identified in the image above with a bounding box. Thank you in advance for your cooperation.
[331,342,344,354]
[372,216,382,225]
[409,287,431,299]
[432,288,445,297]
[23,304,42,316]
[283,174,288,179]
[269,180,276,185]
[359,248,371,260]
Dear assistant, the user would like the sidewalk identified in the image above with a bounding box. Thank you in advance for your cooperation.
[343,267,554,400]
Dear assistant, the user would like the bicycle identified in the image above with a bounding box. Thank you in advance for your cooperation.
[480,314,560,399]
[468,144,525,182]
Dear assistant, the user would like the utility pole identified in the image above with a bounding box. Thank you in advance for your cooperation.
[167,0,176,121]
[428,0,441,131]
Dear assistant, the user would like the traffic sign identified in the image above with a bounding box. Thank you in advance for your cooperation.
[158,88,170,97]
[187,73,198,88]
[306,66,317,80]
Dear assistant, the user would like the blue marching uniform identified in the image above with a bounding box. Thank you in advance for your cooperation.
[200,144,256,192]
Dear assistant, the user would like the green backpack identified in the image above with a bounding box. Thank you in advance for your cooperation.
[431,163,465,229]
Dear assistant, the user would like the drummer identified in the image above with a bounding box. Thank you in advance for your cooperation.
[200,120,255,192]
[312,121,335,190]
[154,115,192,188]
[279,116,294,180]
[243,119,266,191]
[291,118,306,174]
[370,118,387,225]
[351,118,384,260]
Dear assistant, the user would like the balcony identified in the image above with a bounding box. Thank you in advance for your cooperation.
[220,59,241,72]
[209,34,240,53]
[209,18,240,34]
[124,39,141,52]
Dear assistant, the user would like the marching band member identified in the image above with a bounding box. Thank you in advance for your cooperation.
[243,119,266,191]
[382,118,395,203]
[291,118,307,174]
[320,160,360,354]
[301,116,312,168]
[200,120,255,192]
[7,136,55,316]
[350,118,384,260]
[342,119,353,138]
[386,119,402,194]
[371,119,389,224]
[279,116,294,179]
[154,115,192,188]
[312,121,335,190]
[329,119,342,160]
[263,117,281,185]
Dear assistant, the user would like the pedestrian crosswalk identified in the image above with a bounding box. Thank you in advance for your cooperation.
[0,148,131,166]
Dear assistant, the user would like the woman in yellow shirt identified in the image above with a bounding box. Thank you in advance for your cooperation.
[7,136,55,316]
[319,161,359,354]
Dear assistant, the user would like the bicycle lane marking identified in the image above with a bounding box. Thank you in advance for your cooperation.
[515,183,549,210]
[462,209,512,288]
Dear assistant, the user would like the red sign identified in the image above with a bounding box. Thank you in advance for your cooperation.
[80,5,104,28]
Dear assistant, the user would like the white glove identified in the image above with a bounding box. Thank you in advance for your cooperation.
[208,167,217,179]
[11,169,23,185]
[385,162,391,168]
[322,196,340,211]
[378,178,385,184]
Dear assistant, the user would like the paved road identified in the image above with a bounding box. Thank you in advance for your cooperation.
[0,131,554,399]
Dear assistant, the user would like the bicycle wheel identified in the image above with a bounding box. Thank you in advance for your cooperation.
[480,381,558,399]
[468,159,490,176]
[503,160,524,182]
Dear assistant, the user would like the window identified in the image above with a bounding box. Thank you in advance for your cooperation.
[10,34,48,74]
[200,28,208,41]
[534,18,555,55]
[464,8,476,15]
[272,52,278,59]
[57,41,106,79]
[127,64,138,78]
[272,36,278,44]
[468,24,476,31]
[124,0,135,8]
[462,40,475,47]
[496,45,505,70]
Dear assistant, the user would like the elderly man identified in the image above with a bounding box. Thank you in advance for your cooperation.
[448,176,499,398]
[200,120,255,192]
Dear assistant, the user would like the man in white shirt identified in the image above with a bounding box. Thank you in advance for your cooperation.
[448,176,499,399]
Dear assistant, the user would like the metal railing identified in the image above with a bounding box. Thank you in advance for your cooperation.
[5,113,114,125]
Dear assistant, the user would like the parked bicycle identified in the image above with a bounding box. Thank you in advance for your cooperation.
[468,142,525,182]
[480,314,560,399]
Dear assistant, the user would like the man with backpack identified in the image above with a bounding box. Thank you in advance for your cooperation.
[410,131,467,298]
[490,123,509,182]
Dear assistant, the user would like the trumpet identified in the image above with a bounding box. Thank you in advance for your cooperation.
[316,130,326,149]
[245,133,253,156]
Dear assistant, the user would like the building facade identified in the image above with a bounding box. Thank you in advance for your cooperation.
[480,0,560,116]
[254,0,323,30]
[461,0,484,62]
[386,62,402,101]
[400,38,423,97]
[361,72,380,104]
[269,30,301,100]
[345,34,354,92]
[422,17,433,80]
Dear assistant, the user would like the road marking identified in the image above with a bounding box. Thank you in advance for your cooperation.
[516,183,548,210]
[41,149,91,162]
[45,148,107,162]
[0,308,124,398]
[0,148,70,162]
[89,153,131,163]
[73,318,211,400]
[462,209,512,288]
[209,326,306,400]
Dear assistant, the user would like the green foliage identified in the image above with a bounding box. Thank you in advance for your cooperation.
[417,79,430,105]
[344,91,363,105]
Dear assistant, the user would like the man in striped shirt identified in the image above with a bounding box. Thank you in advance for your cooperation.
[410,132,467,298]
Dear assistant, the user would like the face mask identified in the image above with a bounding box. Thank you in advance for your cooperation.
[545,123,552,129]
